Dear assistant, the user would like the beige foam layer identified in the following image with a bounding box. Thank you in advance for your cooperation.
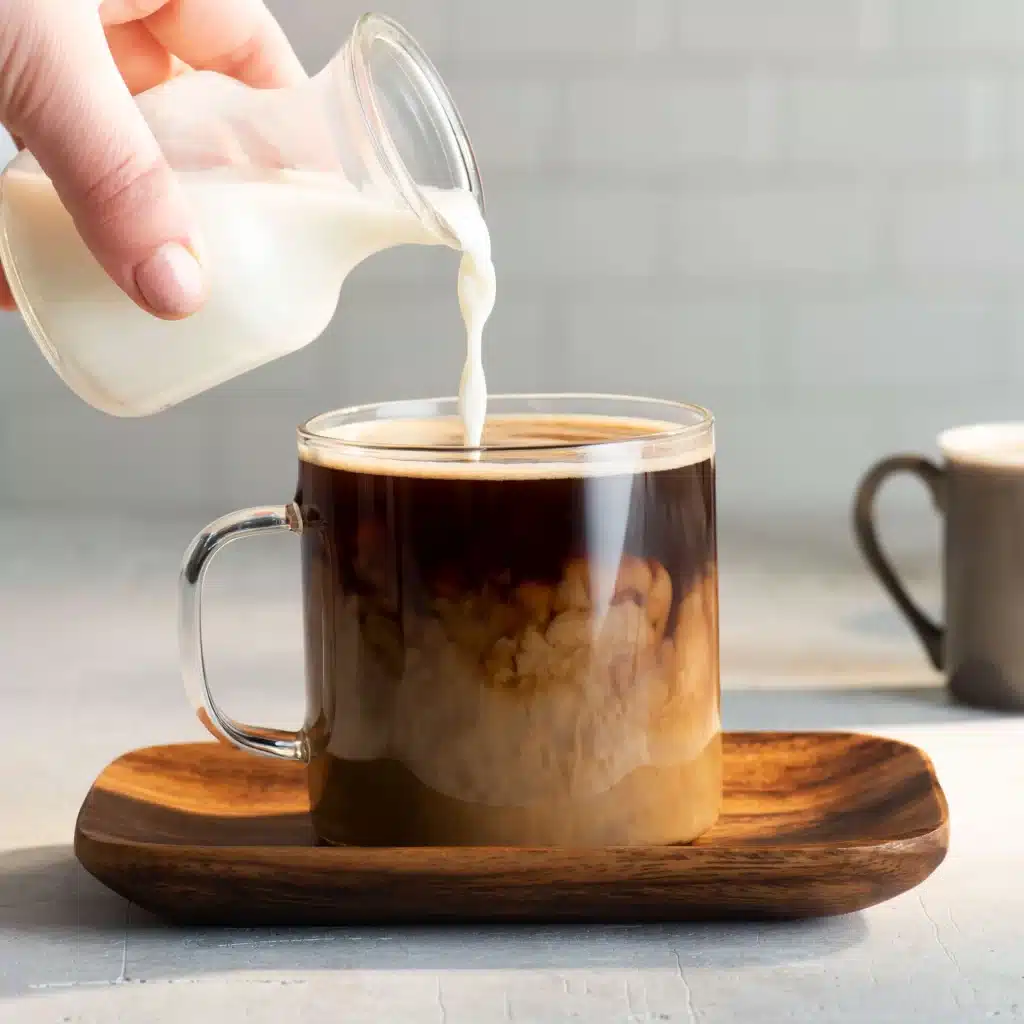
[298,414,714,479]
[940,423,1024,469]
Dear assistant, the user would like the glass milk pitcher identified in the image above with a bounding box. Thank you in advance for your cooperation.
[0,14,483,416]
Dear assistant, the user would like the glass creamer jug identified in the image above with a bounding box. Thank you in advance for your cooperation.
[0,14,483,416]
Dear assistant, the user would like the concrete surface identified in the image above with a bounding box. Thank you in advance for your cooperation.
[1,514,1021,1022]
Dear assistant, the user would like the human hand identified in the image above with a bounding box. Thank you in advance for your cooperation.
[0,0,305,318]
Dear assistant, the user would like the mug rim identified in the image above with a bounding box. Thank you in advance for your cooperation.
[939,422,1024,468]
[297,393,714,455]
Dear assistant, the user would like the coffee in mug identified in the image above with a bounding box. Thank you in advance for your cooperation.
[855,423,1024,711]
[181,395,721,845]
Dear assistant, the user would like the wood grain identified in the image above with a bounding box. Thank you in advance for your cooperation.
[74,732,948,924]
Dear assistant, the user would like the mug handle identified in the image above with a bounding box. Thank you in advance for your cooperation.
[179,503,310,761]
[853,456,945,670]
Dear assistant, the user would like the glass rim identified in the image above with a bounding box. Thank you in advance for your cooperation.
[298,393,714,456]
[348,13,484,246]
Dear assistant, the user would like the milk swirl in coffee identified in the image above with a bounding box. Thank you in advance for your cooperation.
[297,413,721,846]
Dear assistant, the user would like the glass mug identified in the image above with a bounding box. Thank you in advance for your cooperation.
[180,395,722,846]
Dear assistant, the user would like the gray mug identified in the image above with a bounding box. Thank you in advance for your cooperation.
[855,424,1024,712]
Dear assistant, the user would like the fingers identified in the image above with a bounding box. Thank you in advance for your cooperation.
[104,20,175,96]
[1,125,23,310]
[0,0,304,320]
[1,2,205,318]
[141,0,306,88]
[0,273,15,311]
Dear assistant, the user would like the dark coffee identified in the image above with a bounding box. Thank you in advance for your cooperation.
[296,414,720,846]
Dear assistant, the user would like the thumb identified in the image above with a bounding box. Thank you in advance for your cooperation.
[2,3,205,318]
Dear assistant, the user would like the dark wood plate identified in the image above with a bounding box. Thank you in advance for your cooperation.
[75,732,948,924]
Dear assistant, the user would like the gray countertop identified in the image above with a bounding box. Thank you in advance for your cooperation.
[1,514,1021,1022]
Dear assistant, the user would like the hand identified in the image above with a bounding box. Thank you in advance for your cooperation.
[0,0,305,318]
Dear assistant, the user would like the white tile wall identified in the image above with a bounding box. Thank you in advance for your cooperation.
[486,183,671,281]
[450,1,671,56]
[2,0,1024,546]
[563,293,769,395]
[788,293,1012,388]
[442,74,562,171]
[565,77,758,167]
[892,0,1024,52]
[0,397,223,515]
[1004,78,1024,163]
[784,76,984,166]
[893,184,1024,276]
[673,186,882,278]
[676,0,867,53]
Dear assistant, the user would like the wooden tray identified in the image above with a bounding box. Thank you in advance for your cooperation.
[75,732,948,924]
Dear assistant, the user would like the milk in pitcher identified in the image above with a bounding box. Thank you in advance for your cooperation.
[1,168,495,437]
[0,13,496,440]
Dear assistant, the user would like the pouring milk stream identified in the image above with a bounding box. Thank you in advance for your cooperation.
[0,14,495,445]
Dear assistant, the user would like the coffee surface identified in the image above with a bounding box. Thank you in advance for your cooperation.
[300,413,714,479]
[297,413,720,846]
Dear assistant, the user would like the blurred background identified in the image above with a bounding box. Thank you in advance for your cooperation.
[2,0,1022,561]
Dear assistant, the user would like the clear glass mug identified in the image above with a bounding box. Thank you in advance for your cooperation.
[180,395,722,846]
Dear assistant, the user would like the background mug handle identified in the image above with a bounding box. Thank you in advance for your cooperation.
[853,456,945,670]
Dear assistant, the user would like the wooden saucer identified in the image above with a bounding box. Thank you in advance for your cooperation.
[74,732,948,924]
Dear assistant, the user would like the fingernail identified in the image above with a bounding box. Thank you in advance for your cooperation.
[134,242,205,318]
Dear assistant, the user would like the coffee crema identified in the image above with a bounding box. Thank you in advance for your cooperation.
[297,412,720,846]
[300,413,714,478]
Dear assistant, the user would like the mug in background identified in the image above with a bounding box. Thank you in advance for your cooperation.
[180,395,722,846]
[855,423,1024,711]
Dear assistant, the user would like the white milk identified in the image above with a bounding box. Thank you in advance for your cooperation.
[0,168,495,437]
[431,190,494,448]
